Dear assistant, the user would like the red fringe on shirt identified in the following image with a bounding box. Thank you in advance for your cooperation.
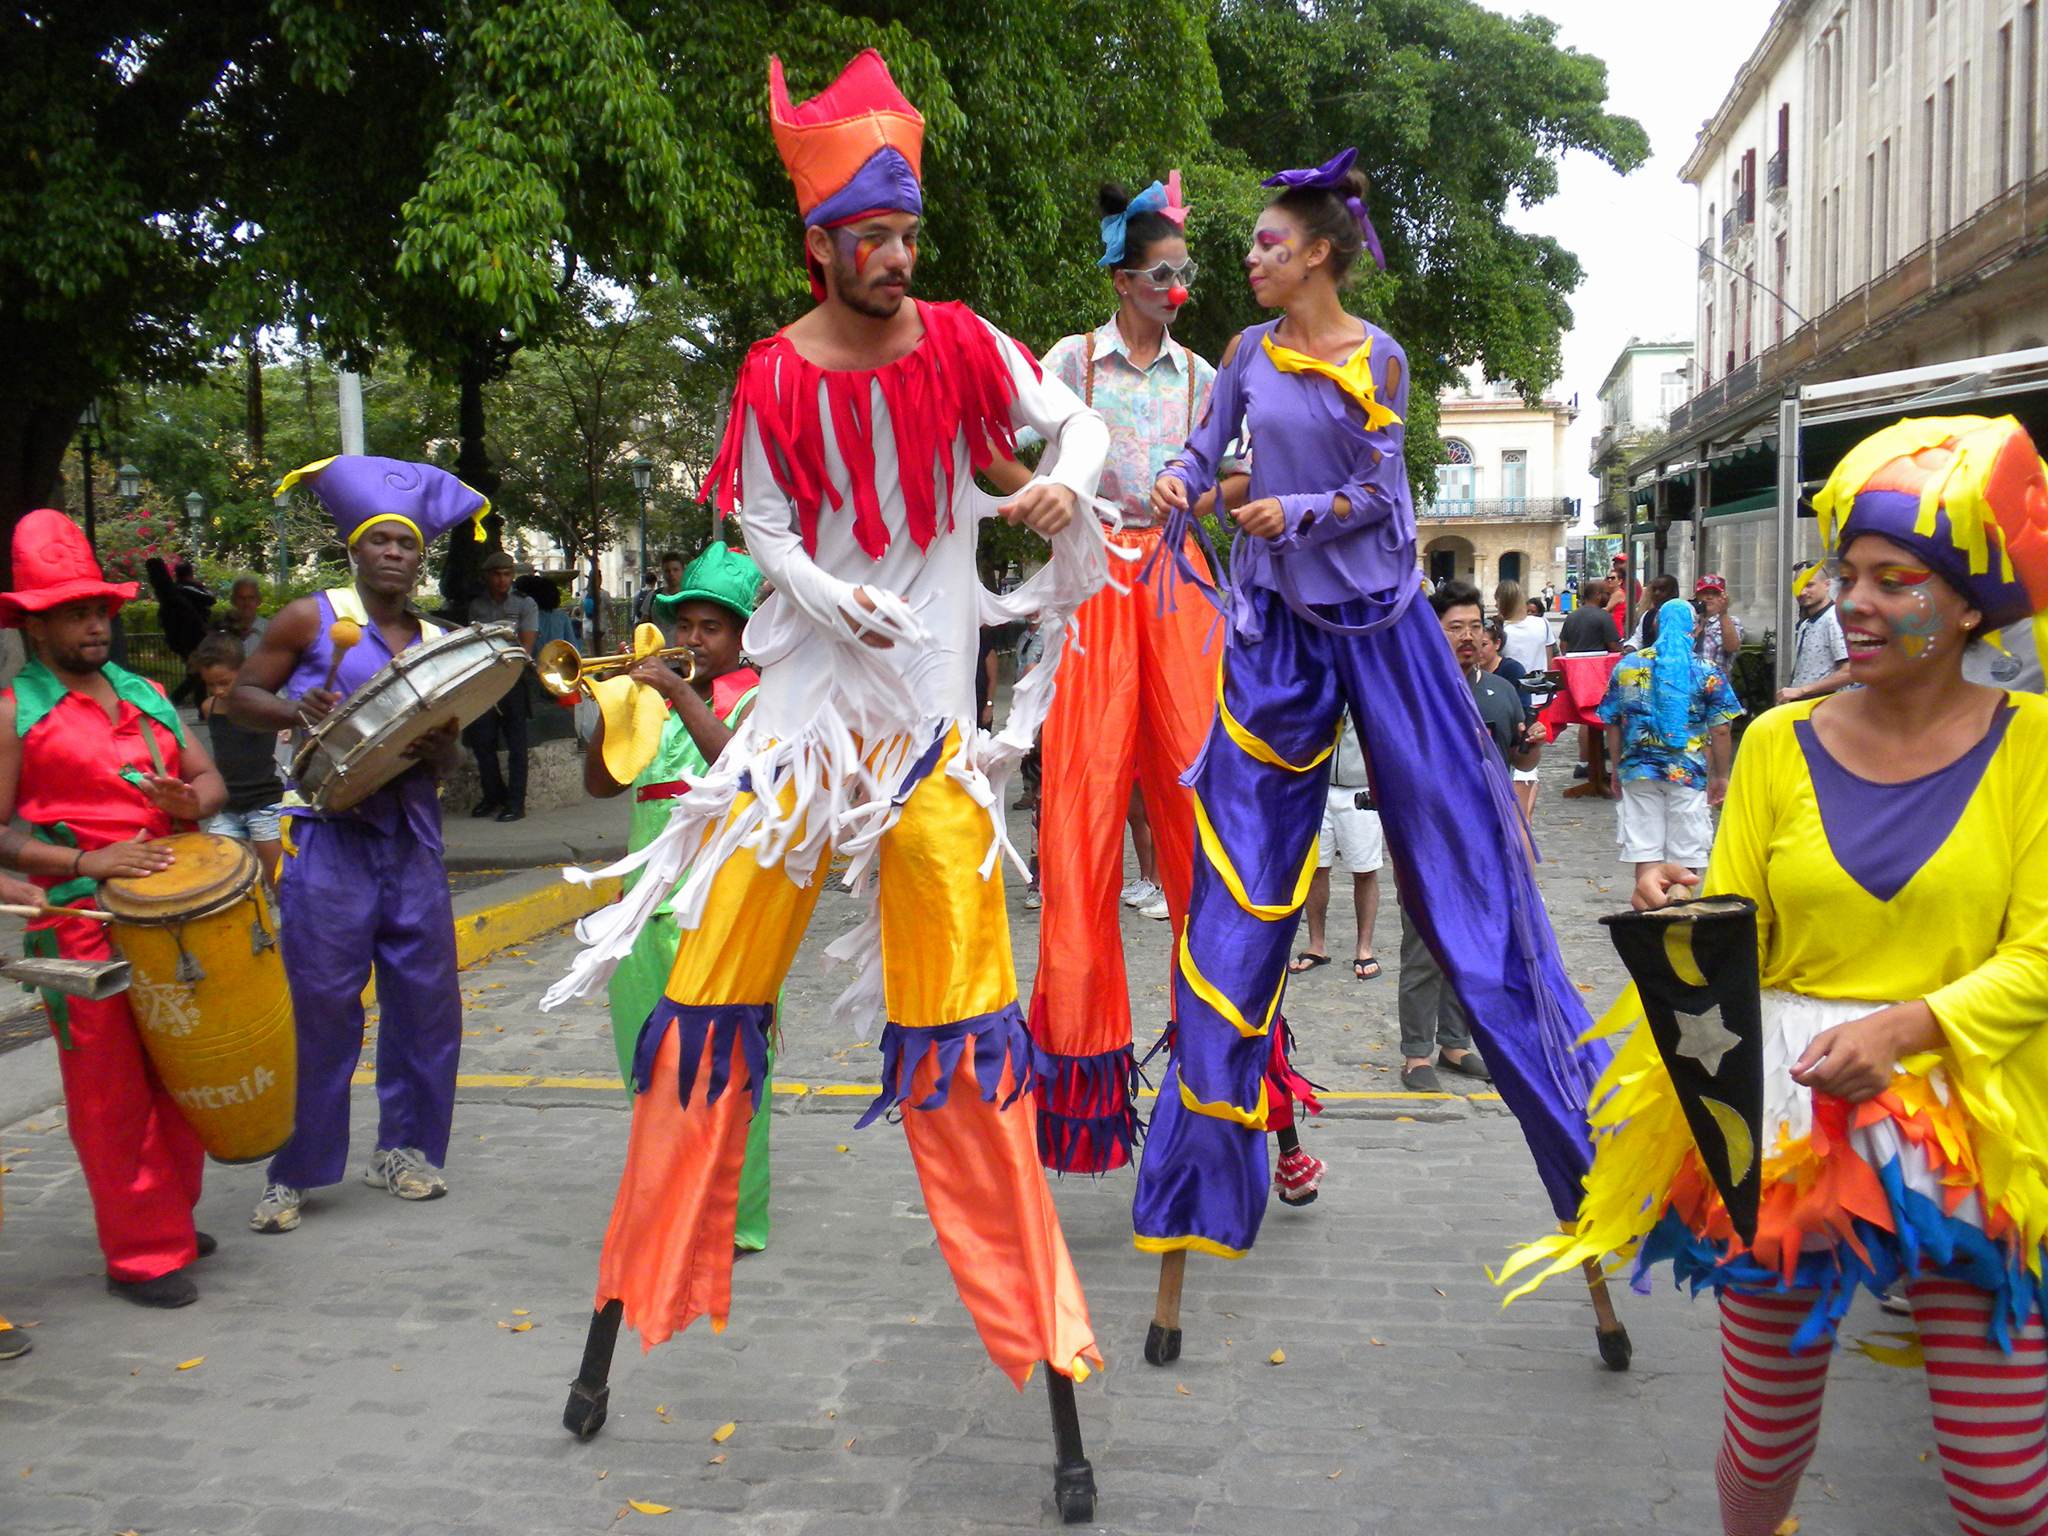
[702,300,1040,559]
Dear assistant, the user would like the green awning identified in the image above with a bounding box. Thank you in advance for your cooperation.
[1702,488,1777,519]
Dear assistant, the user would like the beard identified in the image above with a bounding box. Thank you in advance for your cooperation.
[830,258,909,320]
[49,641,107,674]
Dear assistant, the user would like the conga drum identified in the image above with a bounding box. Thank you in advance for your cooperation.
[99,833,297,1164]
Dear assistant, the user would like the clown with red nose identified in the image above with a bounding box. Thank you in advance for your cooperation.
[983,174,1254,1176]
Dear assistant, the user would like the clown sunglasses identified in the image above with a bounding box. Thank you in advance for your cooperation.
[1121,258,1198,288]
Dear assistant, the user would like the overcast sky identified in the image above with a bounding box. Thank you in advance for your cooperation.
[1488,0,1782,521]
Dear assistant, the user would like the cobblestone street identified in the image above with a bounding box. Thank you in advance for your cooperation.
[0,758,1964,1534]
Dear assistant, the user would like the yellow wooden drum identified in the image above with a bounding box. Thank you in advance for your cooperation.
[100,833,296,1164]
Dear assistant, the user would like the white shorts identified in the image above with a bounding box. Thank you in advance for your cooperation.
[1616,777,1713,866]
[1318,784,1385,874]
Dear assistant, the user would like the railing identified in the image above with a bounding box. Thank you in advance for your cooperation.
[1721,208,1737,247]
[1420,497,1577,522]
[1766,149,1787,195]
[1698,239,1712,274]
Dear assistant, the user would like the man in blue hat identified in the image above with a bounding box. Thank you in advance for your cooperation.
[229,455,480,1234]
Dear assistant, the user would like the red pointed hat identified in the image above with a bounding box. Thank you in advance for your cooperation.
[0,509,138,628]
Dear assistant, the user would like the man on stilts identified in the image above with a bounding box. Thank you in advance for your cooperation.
[541,48,1114,1523]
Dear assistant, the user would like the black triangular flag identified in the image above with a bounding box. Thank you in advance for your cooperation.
[1599,897,1764,1245]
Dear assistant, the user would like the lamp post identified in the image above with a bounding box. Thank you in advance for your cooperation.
[116,464,142,506]
[630,456,653,613]
[77,403,100,555]
[184,491,205,562]
[271,490,290,587]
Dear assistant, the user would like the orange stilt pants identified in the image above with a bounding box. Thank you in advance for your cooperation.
[594,730,1099,1386]
[1028,528,1220,1173]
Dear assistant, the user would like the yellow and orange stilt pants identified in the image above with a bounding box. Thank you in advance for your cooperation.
[1028,527,1220,1173]
[594,730,1099,1386]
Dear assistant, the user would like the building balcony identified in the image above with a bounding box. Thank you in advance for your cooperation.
[1766,149,1787,197]
[1698,239,1712,274]
[1420,496,1577,523]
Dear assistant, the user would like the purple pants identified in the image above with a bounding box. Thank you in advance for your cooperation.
[268,814,462,1188]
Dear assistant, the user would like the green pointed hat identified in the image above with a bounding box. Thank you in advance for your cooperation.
[652,543,761,623]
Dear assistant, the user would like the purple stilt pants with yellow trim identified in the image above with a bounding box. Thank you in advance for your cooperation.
[595,730,1100,1387]
[1133,588,1603,1259]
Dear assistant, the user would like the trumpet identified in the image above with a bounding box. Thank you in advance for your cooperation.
[536,623,698,700]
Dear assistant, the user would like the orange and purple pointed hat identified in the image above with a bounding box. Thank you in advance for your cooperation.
[769,49,924,230]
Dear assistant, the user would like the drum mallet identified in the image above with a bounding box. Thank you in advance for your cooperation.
[322,618,364,693]
[1,956,131,1001]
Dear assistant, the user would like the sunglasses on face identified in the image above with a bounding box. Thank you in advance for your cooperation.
[1121,259,1198,288]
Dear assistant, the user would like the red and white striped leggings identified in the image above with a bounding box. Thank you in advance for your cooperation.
[1717,1280,2048,1535]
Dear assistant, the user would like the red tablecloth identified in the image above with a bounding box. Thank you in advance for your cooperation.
[1539,652,1621,731]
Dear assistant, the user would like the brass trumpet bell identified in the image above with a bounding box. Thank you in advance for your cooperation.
[536,622,697,700]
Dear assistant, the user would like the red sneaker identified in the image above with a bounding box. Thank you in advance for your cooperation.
[1274,1148,1326,1206]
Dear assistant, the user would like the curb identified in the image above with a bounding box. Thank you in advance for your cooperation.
[0,865,620,1132]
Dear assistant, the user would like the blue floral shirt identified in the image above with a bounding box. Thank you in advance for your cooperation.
[1596,647,1744,789]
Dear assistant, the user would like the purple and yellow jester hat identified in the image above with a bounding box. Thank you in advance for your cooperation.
[768,49,925,299]
[1811,415,2048,631]
[276,455,490,550]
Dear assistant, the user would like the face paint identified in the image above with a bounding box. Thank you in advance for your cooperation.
[1895,587,1943,661]
[1254,229,1295,265]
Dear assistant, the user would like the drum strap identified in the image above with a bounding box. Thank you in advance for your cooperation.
[324,586,447,646]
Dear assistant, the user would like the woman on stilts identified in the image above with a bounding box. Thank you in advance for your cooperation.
[1501,415,2048,1535]
[1132,149,1605,1357]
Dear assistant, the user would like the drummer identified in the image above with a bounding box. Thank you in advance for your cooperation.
[229,456,477,1235]
[0,510,228,1308]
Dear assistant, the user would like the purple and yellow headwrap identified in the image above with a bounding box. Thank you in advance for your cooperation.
[276,455,489,549]
[1811,415,2048,630]
[1261,147,1385,272]
[1098,171,1189,268]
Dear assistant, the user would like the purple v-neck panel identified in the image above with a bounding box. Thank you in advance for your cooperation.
[1794,701,2013,902]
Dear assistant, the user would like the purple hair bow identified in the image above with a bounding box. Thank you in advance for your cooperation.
[1261,147,1385,271]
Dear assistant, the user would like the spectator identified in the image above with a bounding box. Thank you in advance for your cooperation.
[216,575,269,657]
[1396,581,1542,1092]
[1483,620,1543,820]
[1495,579,1551,676]
[1559,578,1624,654]
[193,633,284,885]
[516,574,575,650]
[465,551,539,822]
[1693,572,1744,670]
[1777,560,1851,704]
[1290,711,1382,980]
[1597,597,1742,880]
[1014,617,1049,907]
[1625,574,1682,650]
[145,556,215,706]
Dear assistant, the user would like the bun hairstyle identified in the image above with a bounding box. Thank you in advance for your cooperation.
[1098,181,1180,270]
[1270,165,1371,283]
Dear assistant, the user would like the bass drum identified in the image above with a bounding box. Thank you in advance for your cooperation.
[100,833,296,1165]
[292,622,529,812]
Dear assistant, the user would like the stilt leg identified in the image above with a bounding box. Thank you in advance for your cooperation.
[1046,1366,1096,1524]
[563,1298,624,1438]
[1583,1256,1631,1371]
[1143,1249,1186,1366]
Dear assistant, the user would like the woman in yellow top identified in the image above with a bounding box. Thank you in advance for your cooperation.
[1501,415,2048,1536]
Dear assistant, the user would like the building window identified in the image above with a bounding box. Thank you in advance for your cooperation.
[1774,234,1789,343]
[1819,193,1831,307]
[1834,27,1846,125]
[1818,41,1832,137]
[1703,304,1714,384]
[1922,93,1937,244]
[1501,450,1528,502]
[1998,23,2015,194]
[1743,265,1756,359]
[1940,75,1957,235]
[1659,370,1685,421]
[2025,4,2040,184]
[1435,439,1476,506]
[1499,551,1526,586]
[1877,138,1892,272]
[1863,0,1878,84]
[1879,0,1893,68]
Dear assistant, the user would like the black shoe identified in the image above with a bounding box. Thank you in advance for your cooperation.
[1399,1063,1444,1093]
[0,1328,29,1360]
[495,808,525,823]
[1571,763,1590,781]
[470,801,502,819]
[194,1231,217,1259]
[1438,1048,1492,1082]
[107,1270,198,1309]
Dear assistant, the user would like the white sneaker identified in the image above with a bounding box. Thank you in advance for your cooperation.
[1022,885,1043,911]
[250,1183,303,1233]
[1140,893,1171,920]
[1122,879,1160,910]
[365,1146,448,1201]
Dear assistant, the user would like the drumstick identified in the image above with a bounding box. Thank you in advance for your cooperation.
[322,618,364,694]
[0,903,114,923]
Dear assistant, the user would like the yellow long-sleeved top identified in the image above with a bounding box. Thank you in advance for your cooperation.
[1499,689,2048,1313]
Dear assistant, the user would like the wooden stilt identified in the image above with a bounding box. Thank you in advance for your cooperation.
[1143,1249,1186,1366]
[562,1298,624,1438]
[1045,1366,1096,1523]
[1583,1256,1632,1371]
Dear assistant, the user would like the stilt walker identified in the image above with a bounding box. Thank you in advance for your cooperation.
[540,49,1114,1523]
[987,175,1252,1177]
[1130,150,1616,1364]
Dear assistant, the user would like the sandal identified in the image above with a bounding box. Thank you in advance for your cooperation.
[1288,951,1331,974]
[1352,957,1381,981]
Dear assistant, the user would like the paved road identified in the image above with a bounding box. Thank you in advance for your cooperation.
[0,757,1964,1534]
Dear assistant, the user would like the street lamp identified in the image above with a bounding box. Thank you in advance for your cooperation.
[77,403,100,555]
[271,489,290,587]
[630,456,653,609]
[116,464,142,505]
[184,491,205,561]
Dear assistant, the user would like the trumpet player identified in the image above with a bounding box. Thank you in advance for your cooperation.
[577,542,774,1252]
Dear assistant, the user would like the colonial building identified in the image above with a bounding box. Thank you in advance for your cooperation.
[1590,338,1693,537]
[1420,374,1578,600]
[1630,0,2048,642]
